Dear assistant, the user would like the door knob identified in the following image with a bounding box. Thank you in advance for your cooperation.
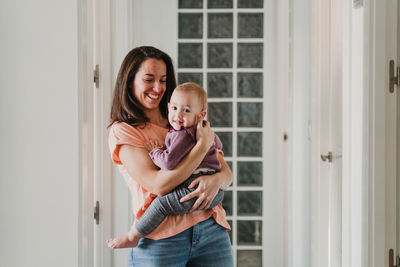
[321,152,333,162]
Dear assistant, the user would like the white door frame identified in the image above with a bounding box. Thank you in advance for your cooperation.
[78,0,95,266]
[78,0,114,266]
[93,0,114,266]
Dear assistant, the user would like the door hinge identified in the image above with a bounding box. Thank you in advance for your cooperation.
[94,64,100,88]
[389,249,400,267]
[94,201,100,225]
[389,60,400,93]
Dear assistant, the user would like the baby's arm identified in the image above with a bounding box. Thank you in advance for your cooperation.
[145,139,164,152]
[148,130,196,170]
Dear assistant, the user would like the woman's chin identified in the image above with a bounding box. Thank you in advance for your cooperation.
[143,102,160,111]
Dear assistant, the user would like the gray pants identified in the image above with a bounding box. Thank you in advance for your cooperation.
[135,170,224,236]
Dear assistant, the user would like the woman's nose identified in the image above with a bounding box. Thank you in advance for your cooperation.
[153,82,163,93]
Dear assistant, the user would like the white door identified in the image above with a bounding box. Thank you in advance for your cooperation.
[387,0,399,265]
[397,6,400,260]
[311,0,343,266]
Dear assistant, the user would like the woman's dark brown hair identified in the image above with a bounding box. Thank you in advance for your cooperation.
[109,46,177,127]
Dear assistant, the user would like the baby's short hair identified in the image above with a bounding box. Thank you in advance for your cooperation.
[174,82,208,110]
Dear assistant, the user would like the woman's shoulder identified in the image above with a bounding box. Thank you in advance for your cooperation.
[110,121,141,131]
[110,121,167,140]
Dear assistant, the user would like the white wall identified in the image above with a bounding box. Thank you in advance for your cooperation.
[0,1,79,266]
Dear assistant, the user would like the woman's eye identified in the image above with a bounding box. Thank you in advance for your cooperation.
[160,80,167,83]
[144,79,153,82]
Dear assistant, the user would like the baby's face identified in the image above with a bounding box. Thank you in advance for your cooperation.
[168,90,204,130]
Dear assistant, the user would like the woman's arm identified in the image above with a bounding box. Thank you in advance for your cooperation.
[179,152,233,211]
[119,120,215,196]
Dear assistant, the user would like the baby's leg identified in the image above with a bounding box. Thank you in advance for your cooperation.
[208,189,224,209]
[135,185,196,236]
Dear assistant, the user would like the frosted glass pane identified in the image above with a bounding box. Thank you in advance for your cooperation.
[238,13,263,38]
[238,72,263,97]
[208,0,233,8]
[237,43,263,68]
[179,0,203,8]
[238,0,263,8]
[237,220,262,245]
[216,132,232,157]
[238,161,262,186]
[208,102,233,127]
[237,250,262,267]
[207,72,233,98]
[237,132,262,156]
[238,102,263,127]
[208,13,233,38]
[238,191,262,216]
[178,43,203,68]
[178,73,203,86]
[208,43,233,68]
[179,13,203,39]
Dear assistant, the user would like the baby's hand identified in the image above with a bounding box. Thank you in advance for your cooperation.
[145,139,163,152]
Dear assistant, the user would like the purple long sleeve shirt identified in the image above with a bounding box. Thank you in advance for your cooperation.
[149,126,223,171]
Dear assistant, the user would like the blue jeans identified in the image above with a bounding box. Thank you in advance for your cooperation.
[128,217,233,267]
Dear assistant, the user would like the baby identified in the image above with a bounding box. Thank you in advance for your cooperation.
[107,82,225,249]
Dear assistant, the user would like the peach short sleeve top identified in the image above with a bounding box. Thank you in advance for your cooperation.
[109,122,231,240]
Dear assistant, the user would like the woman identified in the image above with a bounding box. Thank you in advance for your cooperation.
[108,46,233,266]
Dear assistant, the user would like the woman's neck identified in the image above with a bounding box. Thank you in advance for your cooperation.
[145,109,168,128]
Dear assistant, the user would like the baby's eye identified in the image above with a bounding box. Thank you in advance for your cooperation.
[171,106,178,110]
[183,108,190,113]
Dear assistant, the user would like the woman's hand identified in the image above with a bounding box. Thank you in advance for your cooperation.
[179,174,221,211]
[196,118,215,151]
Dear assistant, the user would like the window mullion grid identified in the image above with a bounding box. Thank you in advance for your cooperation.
[202,0,207,88]
[231,0,238,259]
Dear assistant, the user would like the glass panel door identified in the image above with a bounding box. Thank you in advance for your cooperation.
[178,0,271,265]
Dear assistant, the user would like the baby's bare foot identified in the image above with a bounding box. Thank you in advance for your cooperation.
[106,233,139,249]
[106,226,143,249]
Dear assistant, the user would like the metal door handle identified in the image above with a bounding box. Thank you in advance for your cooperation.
[321,152,333,162]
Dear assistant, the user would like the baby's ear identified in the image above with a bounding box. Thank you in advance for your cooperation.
[200,110,206,119]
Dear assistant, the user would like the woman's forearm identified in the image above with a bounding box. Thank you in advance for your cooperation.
[153,139,211,195]
[119,139,211,196]
[177,152,232,210]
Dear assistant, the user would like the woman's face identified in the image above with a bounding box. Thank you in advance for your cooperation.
[133,58,167,111]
